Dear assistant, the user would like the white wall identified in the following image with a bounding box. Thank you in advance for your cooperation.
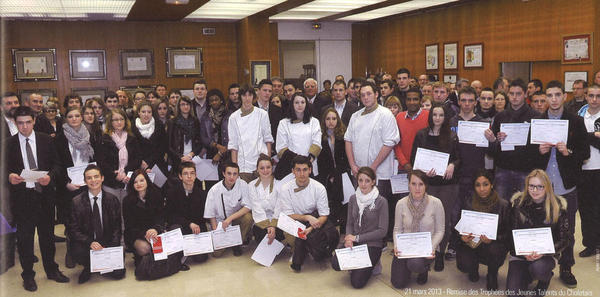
[280,41,315,79]
[277,21,352,90]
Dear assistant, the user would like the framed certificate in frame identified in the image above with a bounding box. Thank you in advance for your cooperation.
[425,44,438,71]
[443,42,458,70]
[165,47,203,77]
[464,43,483,68]
[69,50,107,80]
[564,71,588,92]
[119,49,154,79]
[562,34,592,64]
[250,61,271,87]
[12,48,57,81]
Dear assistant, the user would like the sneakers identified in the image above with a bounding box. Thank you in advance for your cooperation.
[445,248,456,261]
[579,247,597,258]
[434,251,444,272]
[559,266,577,288]
[416,271,428,284]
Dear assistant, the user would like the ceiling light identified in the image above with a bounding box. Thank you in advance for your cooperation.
[165,0,189,5]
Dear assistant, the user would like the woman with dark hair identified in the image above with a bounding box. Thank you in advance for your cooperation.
[274,92,322,179]
[454,169,510,290]
[391,170,444,289]
[96,108,142,201]
[154,98,172,127]
[167,96,203,172]
[331,166,388,289]
[506,169,571,296]
[63,94,82,111]
[146,91,160,105]
[316,108,350,232]
[167,89,181,112]
[85,97,108,128]
[494,91,509,113]
[200,89,230,168]
[82,105,103,148]
[132,101,167,173]
[410,103,460,272]
[42,101,63,137]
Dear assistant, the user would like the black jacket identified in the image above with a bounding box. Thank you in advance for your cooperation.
[54,130,95,187]
[411,128,460,185]
[509,192,572,259]
[449,114,487,180]
[167,116,204,170]
[316,136,351,204]
[96,133,142,188]
[321,100,359,127]
[533,111,590,189]
[165,179,208,232]
[123,186,165,247]
[308,94,331,119]
[132,119,168,169]
[69,190,122,248]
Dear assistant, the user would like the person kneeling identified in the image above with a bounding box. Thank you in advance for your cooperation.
[331,167,388,288]
[70,165,125,284]
[279,156,340,272]
[204,162,253,257]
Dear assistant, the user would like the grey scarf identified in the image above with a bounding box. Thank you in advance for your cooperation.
[62,123,94,162]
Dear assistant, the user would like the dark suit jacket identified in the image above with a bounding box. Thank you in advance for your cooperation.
[321,100,359,127]
[96,133,142,188]
[34,114,62,136]
[167,116,204,170]
[165,179,207,233]
[308,94,332,119]
[69,190,121,248]
[122,186,165,247]
[317,136,351,205]
[5,131,61,220]
[132,119,167,169]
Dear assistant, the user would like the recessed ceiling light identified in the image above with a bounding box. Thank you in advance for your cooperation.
[165,0,190,4]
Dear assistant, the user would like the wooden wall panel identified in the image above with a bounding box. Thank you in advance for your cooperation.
[236,15,280,85]
[353,0,597,89]
[3,21,238,103]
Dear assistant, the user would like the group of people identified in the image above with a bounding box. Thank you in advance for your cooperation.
[1,69,599,296]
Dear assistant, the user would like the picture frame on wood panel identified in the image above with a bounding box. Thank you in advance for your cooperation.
[443,42,458,70]
[463,43,483,68]
[179,89,194,99]
[12,48,57,81]
[72,87,108,105]
[69,50,107,80]
[119,49,154,79]
[425,44,438,71]
[562,33,593,64]
[443,74,457,84]
[564,71,588,92]
[119,85,156,99]
[18,89,56,104]
[251,61,271,87]
[165,47,203,77]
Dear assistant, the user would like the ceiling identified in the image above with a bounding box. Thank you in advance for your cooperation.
[0,0,462,23]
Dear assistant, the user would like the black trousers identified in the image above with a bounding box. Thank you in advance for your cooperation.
[559,190,577,268]
[72,242,126,278]
[578,170,600,249]
[456,241,507,275]
[506,256,555,297]
[292,223,339,266]
[15,191,58,280]
[390,257,433,289]
[331,246,382,289]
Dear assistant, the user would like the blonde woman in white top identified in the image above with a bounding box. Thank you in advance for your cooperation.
[274,93,322,179]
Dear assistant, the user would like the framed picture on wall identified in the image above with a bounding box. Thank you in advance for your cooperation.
[425,44,438,71]
[165,47,203,77]
[119,49,154,79]
[250,60,271,87]
[564,71,588,92]
[18,89,56,104]
[443,42,458,70]
[562,34,593,64]
[464,43,483,68]
[180,89,194,99]
[443,74,457,84]
[119,85,156,99]
[72,88,108,105]
[12,48,57,81]
[69,50,107,80]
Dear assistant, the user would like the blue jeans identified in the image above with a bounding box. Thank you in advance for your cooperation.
[494,168,528,201]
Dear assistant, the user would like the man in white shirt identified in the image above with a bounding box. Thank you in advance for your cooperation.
[345,82,400,201]
[228,85,273,182]
[278,156,339,272]
[204,163,253,256]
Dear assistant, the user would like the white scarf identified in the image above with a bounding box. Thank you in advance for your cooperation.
[355,186,379,226]
[136,117,155,139]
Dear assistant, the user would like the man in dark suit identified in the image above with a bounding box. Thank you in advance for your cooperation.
[69,164,125,284]
[6,106,69,291]
[304,78,331,118]
[321,80,359,126]
[254,79,283,153]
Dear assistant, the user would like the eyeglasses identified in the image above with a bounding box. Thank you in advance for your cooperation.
[528,184,545,191]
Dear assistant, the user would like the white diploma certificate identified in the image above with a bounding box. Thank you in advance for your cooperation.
[126,57,147,71]
[276,213,305,238]
[455,210,499,240]
[20,169,48,182]
[530,119,569,145]
[413,148,450,177]
[251,236,284,267]
[89,246,124,273]
[335,244,372,270]
[341,172,355,205]
[23,56,47,74]
[67,162,96,186]
[512,227,555,256]
[500,123,530,148]
[182,232,214,256]
[390,173,409,194]
[153,228,184,261]
[192,156,219,181]
[77,57,99,72]
[211,225,243,250]
[150,164,168,187]
[395,232,433,259]
[173,54,195,70]
[457,121,489,147]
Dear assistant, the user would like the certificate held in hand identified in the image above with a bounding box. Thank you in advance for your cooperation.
[183,232,214,256]
[211,225,243,250]
[90,246,124,273]
[276,213,305,238]
[395,232,433,259]
[512,227,555,256]
[413,148,449,177]
[335,244,372,270]
[457,121,489,147]
[454,210,499,240]
[530,119,569,145]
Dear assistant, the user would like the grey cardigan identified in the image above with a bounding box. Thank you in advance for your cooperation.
[346,194,388,248]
